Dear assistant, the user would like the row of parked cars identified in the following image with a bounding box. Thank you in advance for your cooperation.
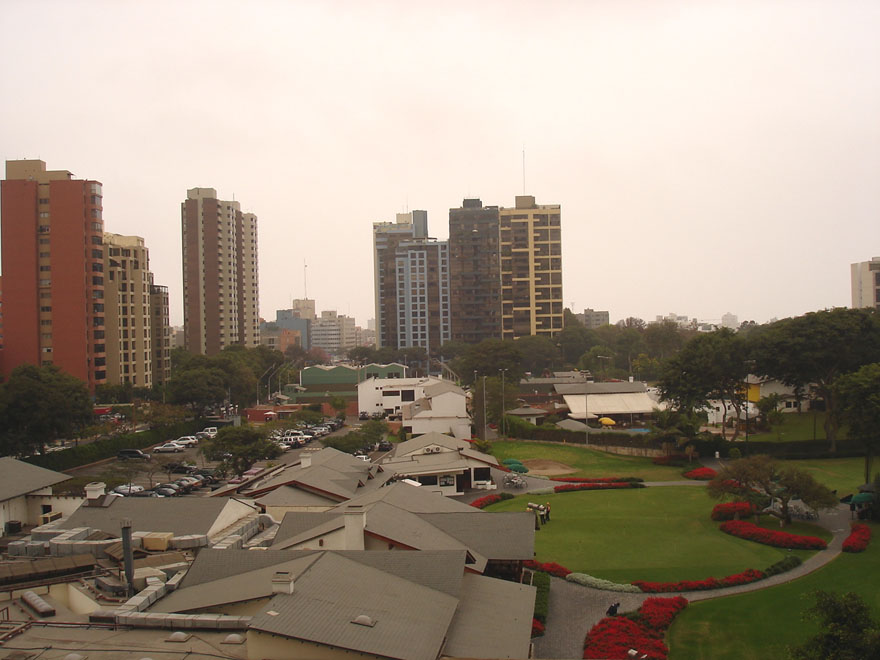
[113,467,220,497]
[117,427,220,460]
[269,419,343,450]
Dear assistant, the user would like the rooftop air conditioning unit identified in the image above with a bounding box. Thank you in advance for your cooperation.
[40,511,62,524]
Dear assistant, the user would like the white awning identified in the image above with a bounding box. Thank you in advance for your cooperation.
[563,392,662,419]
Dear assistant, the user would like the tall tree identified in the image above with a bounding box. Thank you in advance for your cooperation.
[200,426,281,477]
[789,591,880,660]
[514,335,560,376]
[556,324,599,366]
[835,363,880,483]
[167,367,227,414]
[752,308,880,451]
[0,364,93,456]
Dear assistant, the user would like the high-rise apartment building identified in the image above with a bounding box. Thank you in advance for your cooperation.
[310,310,357,357]
[291,298,316,321]
[149,279,171,385]
[577,308,610,329]
[181,187,260,355]
[448,199,502,344]
[851,257,880,310]
[499,195,563,339]
[373,211,449,353]
[1,160,107,389]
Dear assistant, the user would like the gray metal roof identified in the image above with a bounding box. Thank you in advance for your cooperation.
[59,497,241,537]
[555,381,647,395]
[420,512,535,561]
[0,457,70,503]
[272,512,343,546]
[249,552,459,660]
[443,572,536,659]
[388,432,471,458]
[337,482,479,514]
[256,486,339,508]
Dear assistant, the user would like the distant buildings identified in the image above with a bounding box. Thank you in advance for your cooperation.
[851,257,880,310]
[721,312,738,329]
[181,187,259,355]
[577,308,610,329]
[310,310,357,357]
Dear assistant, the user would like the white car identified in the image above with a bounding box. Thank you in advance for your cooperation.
[154,442,185,453]
[113,484,144,495]
[201,427,218,438]
[175,436,199,447]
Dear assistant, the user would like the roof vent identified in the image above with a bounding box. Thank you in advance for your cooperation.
[222,633,245,644]
[351,614,376,627]
[166,631,191,643]
[63,654,88,660]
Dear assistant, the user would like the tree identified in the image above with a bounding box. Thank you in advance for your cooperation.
[835,363,880,484]
[329,396,348,417]
[649,409,705,458]
[0,364,93,456]
[752,308,880,451]
[453,339,523,386]
[514,335,560,376]
[644,320,687,361]
[200,426,281,477]
[756,393,785,432]
[472,376,520,437]
[556,324,599,366]
[789,591,880,660]
[167,367,227,414]
[347,346,376,365]
[708,455,838,526]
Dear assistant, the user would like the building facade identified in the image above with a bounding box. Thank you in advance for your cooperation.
[851,257,880,310]
[578,308,610,329]
[1,160,107,389]
[310,310,356,357]
[181,187,260,355]
[448,199,502,344]
[149,280,171,385]
[499,195,563,339]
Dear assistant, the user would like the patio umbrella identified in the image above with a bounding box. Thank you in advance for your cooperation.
[851,492,875,504]
[598,417,616,426]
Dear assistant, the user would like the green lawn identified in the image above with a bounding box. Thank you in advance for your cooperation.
[747,411,839,443]
[668,521,880,660]
[786,456,868,494]
[491,440,687,482]
[486,487,828,583]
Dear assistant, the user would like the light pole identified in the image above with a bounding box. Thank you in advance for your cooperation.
[482,375,488,442]
[499,368,508,438]
[584,388,589,446]
[257,365,274,406]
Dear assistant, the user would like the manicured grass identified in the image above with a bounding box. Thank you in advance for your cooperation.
[491,440,687,482]
[786,456,868,494]
[668,521,880,660]
[486,487,828,583]
[746,411,842,443]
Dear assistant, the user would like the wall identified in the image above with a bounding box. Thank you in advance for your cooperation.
[205,499,257,538]
[0,496,29,530]
[26,494,84,525]
[248,629,386,660]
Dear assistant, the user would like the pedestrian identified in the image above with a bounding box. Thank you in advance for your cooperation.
[605,602,620,617]
[545,502,551,521]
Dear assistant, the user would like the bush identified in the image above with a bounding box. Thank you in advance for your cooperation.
[509,463,529,473]
[683,467,716,480]
[842,523,872,553]
[583,597,688,660]
[499,491,514,501]
[728,447,742,459]
[524,560,572,578]
[553,482,645,493]
[532,570,550,623]
[763,555,802,576]
[502,458,524,467]
[653,454,689,466]
[531,618,545,638]
[634,596,689,631]
[553,476,644,483]
[719,520,827,549]
[565,573,642,593]
[470,494,502,509]
[633,569,766,593]
[528,487,556,496]
[710,501,756,521]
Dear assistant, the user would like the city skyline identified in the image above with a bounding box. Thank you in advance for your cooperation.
[1,1,877,328]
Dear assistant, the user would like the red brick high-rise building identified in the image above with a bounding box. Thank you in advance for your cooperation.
[1,160,107,390]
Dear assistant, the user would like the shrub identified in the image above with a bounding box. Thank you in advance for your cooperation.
[719,520,827,549]
[842,523,871,553]
[499,491,514,501]
[553,476,644,483]
[469,494,502,509]
[583,597,687,660]
[524,560,572,578]
[528,487,555,496]
[634,596,689,631]
[531,618,545,638]
[566,573,642,593]
[652,454,688,466]
[711,501,756,521]
[683,467,716,480]
[728,447,742,459]
[763,555,802,576]
[532,570,551,623]
[509,464,529,473]
[554,482,644,493]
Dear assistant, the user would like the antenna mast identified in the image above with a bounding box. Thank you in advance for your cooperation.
[304,260,308,299]
[522,147,526,194]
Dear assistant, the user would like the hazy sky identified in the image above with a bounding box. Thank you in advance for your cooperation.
[2,0,878,328]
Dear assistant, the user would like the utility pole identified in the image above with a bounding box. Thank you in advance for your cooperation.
[483,375,488,443]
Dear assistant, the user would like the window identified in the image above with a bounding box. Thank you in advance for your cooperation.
[401,390,415,402]
[418,475,438,486]
[439,475,455,487]
[40,306,51,312]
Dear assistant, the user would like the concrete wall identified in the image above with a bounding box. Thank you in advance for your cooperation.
[206,499,258,538]
[26,494,84,525]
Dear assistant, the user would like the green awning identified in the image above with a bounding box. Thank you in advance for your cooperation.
[851,492,875,504]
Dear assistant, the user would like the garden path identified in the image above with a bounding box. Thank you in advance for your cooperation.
[532,502,852,659]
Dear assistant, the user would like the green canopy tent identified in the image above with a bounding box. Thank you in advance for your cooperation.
[851,492,875,505]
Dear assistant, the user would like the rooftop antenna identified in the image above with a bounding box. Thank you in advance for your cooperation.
[304,260,308,299]
[522,146,526,194]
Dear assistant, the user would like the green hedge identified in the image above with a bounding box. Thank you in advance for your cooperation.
[532,570,551,623]
[24,421,202,472]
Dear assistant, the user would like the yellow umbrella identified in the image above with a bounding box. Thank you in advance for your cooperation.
[598,417,616,426]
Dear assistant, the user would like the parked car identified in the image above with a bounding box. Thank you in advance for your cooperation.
[113,484,144,495]
[131,489,163,498]
[201,427,219,438]
[358,412,370,420]
[158,483,182,495]
[165,462,197,474]
[117,449,151,460]
[175,436,199,447]
[154,442,185,453]
[355,455,371,462]
[153,486,178,497]
[377,441,393,452]
[195,431,211,441]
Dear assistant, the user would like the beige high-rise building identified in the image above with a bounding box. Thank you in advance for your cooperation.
[103,234,154,387]
[499,195,563,339]
[181,187,260,355]
[149,278,171,385]
[851,257,880,310]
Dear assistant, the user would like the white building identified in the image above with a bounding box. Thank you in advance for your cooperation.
[851,257,880,310]
[358,376,470,438]
[0,458,82,532]
[310,310,357,356]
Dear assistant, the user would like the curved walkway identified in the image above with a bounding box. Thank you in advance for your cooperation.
[532,502,852,659]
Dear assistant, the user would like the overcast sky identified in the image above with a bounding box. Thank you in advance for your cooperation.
[2,0,878,329]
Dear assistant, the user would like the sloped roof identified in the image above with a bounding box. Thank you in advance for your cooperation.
[555,381,647,395]
[387,432,471,458]
[422,380,465,398]
[59,497,244,537]
[556,418,588,431]
[248,552,459,660]
[506,406,549,417]
[0,457,70,503]
[443,572,536,659]
[337,482,479,514]
[563,392,657,417]
[256,486,339,509]
[419,512,534,561]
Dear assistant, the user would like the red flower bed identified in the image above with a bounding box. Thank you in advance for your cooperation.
[583,597,688,659]
[470,494,502,509]
[637,596,688,630]
[633,569,765,593]
[531,618,545,637]
[683,467,716,480]
[553,476,640,483]
[524,560,572,578]
[720,520,827,549]
[554,482,638,493]
[842,523,871,553]
[711,501,755,521]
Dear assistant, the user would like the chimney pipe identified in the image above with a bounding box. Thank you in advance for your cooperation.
[121,518,135,597]
[85,482,106,499]
[300,455,312,468]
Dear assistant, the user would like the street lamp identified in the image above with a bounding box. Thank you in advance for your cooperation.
[499,368,508,438]
[482,375,488,443]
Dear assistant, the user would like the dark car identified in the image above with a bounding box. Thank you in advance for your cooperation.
[153,486,179,497]
[358,412,370,420]
[117,449,150,460]
[166,462,197,474]
[377,441,393,452]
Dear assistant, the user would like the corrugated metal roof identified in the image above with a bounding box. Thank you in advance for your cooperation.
[443,572,536,659]
[59,497,236,537]
[249,553,458,660]
[556,382,647,395]
[563,392,657,416]
[419,512,534,561]
[337,482,479,514]
[0,457,70,503]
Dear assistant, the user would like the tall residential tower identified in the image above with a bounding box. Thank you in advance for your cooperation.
[851,257,880,310]
[181,187,260,355]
